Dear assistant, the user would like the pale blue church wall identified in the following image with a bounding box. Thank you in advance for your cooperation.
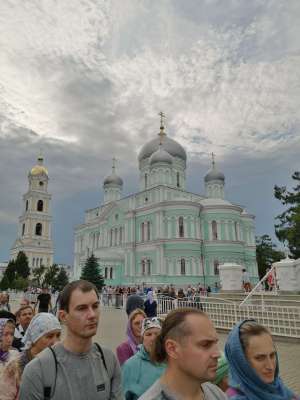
[103,263,123,286]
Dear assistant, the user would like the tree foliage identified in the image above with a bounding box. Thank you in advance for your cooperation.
[53,268,69,291]
[13,276,29,291]
[274,171,300,259]
[80,254,104,291]
[256,235,284,278]
[15,251,30,278]
[44,264,60,287]
[3,260,16,284]
[32,265,46,287]
[0,274,10,290]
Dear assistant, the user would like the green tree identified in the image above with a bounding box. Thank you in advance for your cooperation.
[0,275,10,290]
[32,265,46,287]
[80,254,104,291]
[274,171,300,259]
[13,276,29,291]
[44,264,59,287]
[15,251,30,279]
[53,267,69,291]
[256,235,284,278]
[4,260,17,285]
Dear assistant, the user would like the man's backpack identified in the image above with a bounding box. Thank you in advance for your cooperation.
[40,343,108,400]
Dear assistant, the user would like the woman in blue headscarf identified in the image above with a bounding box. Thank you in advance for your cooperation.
[225,319,299,400]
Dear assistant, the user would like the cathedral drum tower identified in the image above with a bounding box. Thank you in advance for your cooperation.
[10,155,54,270]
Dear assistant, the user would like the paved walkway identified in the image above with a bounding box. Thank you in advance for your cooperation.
[97,308,300,395]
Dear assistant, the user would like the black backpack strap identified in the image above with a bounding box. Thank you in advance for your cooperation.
[94,342,108,373]
[43,347,58,400]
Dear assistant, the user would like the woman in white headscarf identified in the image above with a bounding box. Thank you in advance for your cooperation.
[0,313,61,400]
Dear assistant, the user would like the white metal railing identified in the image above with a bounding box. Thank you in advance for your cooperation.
[240,265,278,307]
[156,297,300,339]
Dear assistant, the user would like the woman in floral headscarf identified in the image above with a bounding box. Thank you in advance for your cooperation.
[0,318,18,376]
[0,313,61,400]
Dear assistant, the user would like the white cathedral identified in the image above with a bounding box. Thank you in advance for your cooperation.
[10,155,54,269]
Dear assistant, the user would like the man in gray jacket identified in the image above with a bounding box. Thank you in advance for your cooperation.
[20,280,123,400]
[139,308,227,400]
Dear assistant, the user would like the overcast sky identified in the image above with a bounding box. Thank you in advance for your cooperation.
[0,0,299,265]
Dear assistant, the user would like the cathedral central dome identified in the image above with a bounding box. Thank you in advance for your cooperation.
[150,145,173,165]
[138,134,187,162]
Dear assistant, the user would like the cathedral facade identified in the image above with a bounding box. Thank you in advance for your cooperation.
[74,121,258,287]
[11,156,54,269]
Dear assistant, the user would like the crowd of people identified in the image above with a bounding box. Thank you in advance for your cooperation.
[0,282,298,399]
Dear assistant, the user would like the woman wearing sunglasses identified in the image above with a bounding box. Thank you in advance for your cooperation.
[122,317,165,400]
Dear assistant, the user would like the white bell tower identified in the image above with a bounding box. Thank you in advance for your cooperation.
[10,155,54,270]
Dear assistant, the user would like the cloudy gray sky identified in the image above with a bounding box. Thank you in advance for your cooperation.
[0,0,299,265]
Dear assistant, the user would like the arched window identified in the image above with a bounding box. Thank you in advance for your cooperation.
[37,200,43,212]
[214,260,219,275]
[105,267,108,279]
[32,257,35,267]
[181,258,186,275]
[26,200,28,211]
[145,173,148,189]
[35,223,42,236]
[177,172,180,188]
[142,260,146,275]
[22,223,25,236]
[110,267,113,279]
[141,222,145,242]
[40,258,43,266]
[212,220,218,240]
[147,260,151,275]
[179,217,184,238]
[147,221,151,241]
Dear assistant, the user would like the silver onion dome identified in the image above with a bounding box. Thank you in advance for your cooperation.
[150,145,173,165]
[103,158,123,186]
[204,154,225,182]
[139,134,186,162]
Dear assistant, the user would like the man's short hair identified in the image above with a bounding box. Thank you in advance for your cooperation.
[59,280,99,312]
[152,307,207,363]
[15,305,33,319]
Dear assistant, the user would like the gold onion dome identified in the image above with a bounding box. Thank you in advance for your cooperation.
[30,155,48,176]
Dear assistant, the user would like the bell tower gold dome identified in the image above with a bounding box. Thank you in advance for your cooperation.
[30,155,48,176]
